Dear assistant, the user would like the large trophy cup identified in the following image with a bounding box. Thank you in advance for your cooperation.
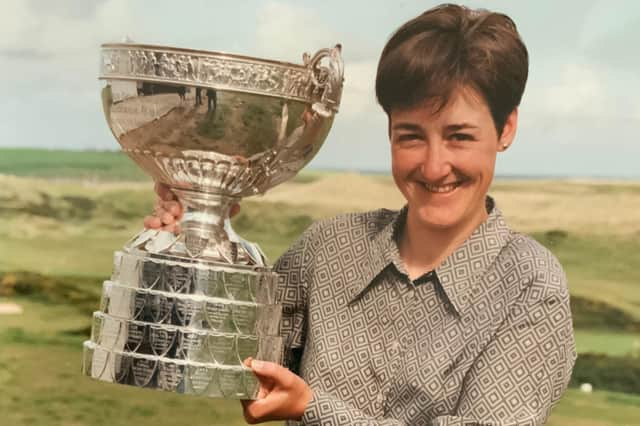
[82,43,344,399]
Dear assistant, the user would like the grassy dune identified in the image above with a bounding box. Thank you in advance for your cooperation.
[1,168,640,425]
[5,173,637,318]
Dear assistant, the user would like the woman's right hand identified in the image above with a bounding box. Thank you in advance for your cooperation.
[143,183,184,233]
[142,183,241,233]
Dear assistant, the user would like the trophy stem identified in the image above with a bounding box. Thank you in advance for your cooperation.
[170,189,264,265]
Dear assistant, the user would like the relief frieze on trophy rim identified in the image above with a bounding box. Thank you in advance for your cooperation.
[100,44,321,102]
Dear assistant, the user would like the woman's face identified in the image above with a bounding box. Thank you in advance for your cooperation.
[390,87,517,232]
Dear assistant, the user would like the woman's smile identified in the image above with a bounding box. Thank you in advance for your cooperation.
[419,178,469,194]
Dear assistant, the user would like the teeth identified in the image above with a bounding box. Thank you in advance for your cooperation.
[423,182,459,193]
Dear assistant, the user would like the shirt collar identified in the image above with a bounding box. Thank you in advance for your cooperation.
[348,196,513,316]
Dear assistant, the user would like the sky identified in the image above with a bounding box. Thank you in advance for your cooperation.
[1,0,639,177]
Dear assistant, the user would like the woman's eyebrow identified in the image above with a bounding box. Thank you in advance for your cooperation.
[391,122,423,132]
[444,122,479,131]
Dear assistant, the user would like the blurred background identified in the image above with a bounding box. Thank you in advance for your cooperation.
[0,0,639,425]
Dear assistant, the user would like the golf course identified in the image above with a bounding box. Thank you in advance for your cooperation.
[1,149,639,425]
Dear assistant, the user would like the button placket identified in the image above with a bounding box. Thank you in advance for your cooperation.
[407,282,426,349]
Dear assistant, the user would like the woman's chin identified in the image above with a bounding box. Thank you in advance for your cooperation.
[409,205,463,231]
[417,215,461,230]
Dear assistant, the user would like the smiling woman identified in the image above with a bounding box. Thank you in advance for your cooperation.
[148,3,576,426]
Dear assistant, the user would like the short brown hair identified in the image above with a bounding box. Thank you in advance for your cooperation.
[375,3,528,135]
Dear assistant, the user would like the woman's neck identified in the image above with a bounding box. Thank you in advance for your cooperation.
[398,206,488,280]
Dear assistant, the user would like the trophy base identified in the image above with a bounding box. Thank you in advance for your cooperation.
[82,341,262,399]
[82,248,283,399]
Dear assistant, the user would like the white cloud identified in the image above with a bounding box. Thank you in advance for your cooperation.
[539,63,606,118]
[0,0,135,98]
[340,60,381,118]
[521,60,640,129]
[1,0,133,56]
[0,1,36,51]
[255,1,339,63]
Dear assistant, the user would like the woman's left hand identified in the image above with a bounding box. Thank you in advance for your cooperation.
[240,358,313,424]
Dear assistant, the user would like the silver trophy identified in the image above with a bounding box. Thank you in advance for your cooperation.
[82,42,344,399]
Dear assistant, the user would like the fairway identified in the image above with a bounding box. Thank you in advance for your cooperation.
[1,167,640,425]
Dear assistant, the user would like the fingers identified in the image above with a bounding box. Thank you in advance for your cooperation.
[160,209,176,225]
[240,360,311,422]
[146,183,184,232]
[154,182,176,201]
[250,360,294,387]
[153,200,183,224]
[163,200,183,218]
[143,215,180,233]
[144,200,182,231]
[143,215,162,229]
[240,400,259,424]
[242,394,284,424]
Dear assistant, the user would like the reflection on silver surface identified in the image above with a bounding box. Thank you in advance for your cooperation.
[100,43,344,264]
[84,42,343,399]
[100,282,281,335]
[83,341,261,399]
[111,250,278,304]
[90,312,282,365]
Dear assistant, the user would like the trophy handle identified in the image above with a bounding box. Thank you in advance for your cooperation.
[305,44,344,118]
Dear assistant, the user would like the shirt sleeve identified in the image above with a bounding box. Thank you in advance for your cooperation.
[273,224,315,375]
[432,282,577,425]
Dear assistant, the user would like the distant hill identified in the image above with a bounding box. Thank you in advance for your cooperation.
[0,148,148,181]
[0,148,341,183]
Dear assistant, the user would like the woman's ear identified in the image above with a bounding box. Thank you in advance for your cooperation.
[498,108,518,151]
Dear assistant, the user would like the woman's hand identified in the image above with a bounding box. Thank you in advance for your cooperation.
[143,183,184,233]
[142,182,240,232]
[241,358,313,424]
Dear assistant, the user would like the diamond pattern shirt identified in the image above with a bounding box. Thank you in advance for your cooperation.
[274,198,576,426]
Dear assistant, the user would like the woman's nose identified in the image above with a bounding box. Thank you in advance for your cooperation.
[420,143,452,182]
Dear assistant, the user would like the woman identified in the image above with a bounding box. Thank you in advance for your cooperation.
[145,4,576,425]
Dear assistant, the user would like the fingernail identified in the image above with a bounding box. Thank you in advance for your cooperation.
[252,359,264,370]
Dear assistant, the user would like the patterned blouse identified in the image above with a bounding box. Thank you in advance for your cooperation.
[274,197,576,425]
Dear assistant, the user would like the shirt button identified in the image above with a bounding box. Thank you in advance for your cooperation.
[376,392,385,403]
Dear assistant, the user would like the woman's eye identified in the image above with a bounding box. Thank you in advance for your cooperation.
[450,133,474,142]
[396,134,420,143]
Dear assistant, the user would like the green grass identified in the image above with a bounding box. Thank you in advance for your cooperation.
[548,389,640,426]
[533,230,640,321]
[0,296,274,426]
[1,297,638,426]
[0,183,309,276]
[0,148,324,184]
[0,149,148,181]
[575,331,640,357]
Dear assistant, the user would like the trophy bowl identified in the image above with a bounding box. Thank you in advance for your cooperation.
[82,43,344,399]
[100,43,344,264]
